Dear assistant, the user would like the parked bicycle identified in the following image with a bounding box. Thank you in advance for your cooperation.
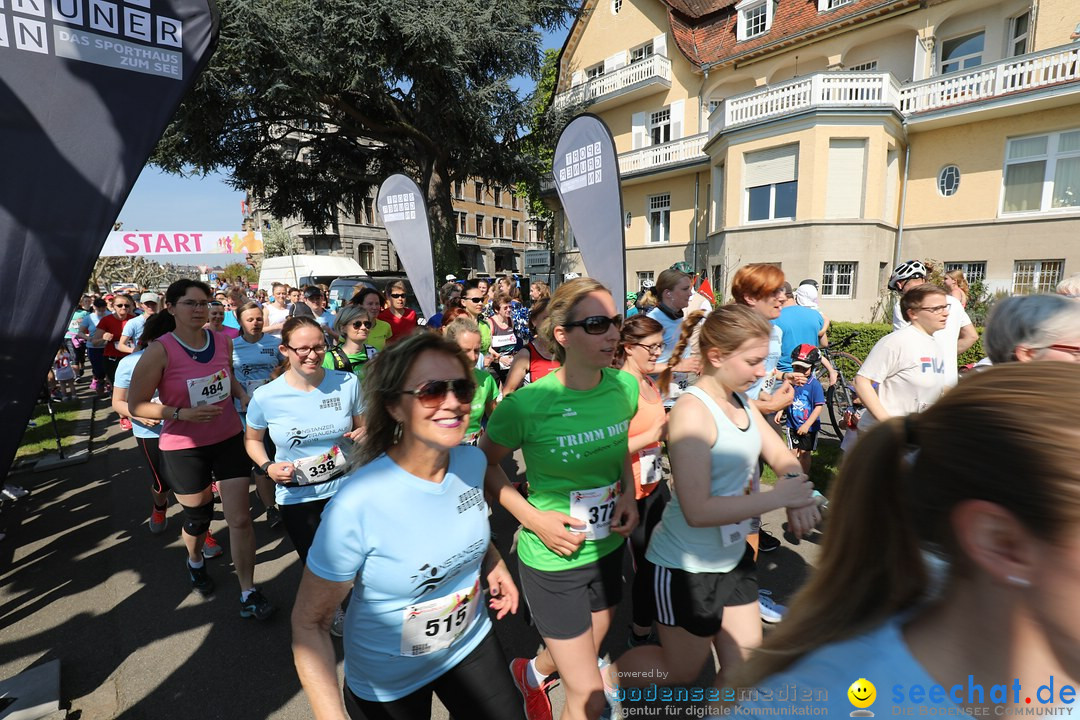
[815,332,863,439]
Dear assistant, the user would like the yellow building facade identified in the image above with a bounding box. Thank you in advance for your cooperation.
[552,0,1080,319]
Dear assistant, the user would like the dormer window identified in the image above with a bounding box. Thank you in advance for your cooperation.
[817,0,853,11]
[736,0,773,42]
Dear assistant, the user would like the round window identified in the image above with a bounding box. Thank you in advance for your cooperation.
[938,165,961,197]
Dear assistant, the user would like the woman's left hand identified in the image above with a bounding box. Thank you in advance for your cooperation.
[485,559,519,620]
[610,490,639,538]
[343,427,365,443]
[785,503,820,539]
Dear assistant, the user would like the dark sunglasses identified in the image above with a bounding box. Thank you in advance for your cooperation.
[389,292,407,299]
[464,297,484,304]
[351,320,373,329]
[402,379,476,408]
[563,315,623,335]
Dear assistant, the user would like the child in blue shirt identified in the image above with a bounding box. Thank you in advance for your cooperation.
[776,343,826,475]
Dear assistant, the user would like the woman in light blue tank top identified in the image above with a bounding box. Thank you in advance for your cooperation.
[605,305,820,694]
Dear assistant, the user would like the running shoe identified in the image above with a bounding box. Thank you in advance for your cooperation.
[330,608,346,637]
[149,507,168,534]
[89,379,98,392]
[510,658,555,720]
[626,626,658,649]
[757,527,781,552]
[239,588,276,620]
[202,533,224,558]
[3,484,29,500]
[266,505,282,529]
[210,481,219,496]
[119,417,133,431]
[187,560,214,596]
[758,589,786,624]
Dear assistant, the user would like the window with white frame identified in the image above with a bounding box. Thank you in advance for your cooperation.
[457,211,468,234]
[847,60,878,71]
[648,194,671,244]
[737,0,771,41]
[1008,11,1030,57]
[938,165,961,197]
[944,261,986,283]
[1013,260,1064,294]
[611,0,622,15]
[745,144,798,223]
[636,271,655,288]
[821,262,857,298]
[358,243,375,269]
[585,63,605,80]
[630,42,654,65]
[939,31,984,74]
[1002,130,1080,214]
[650,109,671,146]
[818,0,852,10]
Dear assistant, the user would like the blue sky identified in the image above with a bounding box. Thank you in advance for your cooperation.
[116,24,570,256]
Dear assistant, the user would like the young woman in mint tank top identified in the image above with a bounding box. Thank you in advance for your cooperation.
[481,277,639,720]
[605,304,819,694]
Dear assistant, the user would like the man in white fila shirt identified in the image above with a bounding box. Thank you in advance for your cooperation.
[889,260,978,387]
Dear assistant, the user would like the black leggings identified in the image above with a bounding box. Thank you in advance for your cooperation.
[344,630,525,720]
[279,498,331,564]
[136,436,169,496]
[630,482,670,628]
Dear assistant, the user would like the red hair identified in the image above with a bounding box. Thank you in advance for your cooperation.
[731,264,785,304]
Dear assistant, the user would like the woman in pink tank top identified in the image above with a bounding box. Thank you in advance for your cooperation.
[128,279,275,620]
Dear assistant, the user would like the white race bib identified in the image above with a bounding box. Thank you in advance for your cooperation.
[292,445,346,485]
[186,369,230,407]
[400,579,480,657]
[721,471,755,546]
[666,371,691,401]
[569,482,619,540]
[638,446,662,487]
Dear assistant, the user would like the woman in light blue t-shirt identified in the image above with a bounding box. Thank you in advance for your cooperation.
[291,332,522,720]
[737,363,1080,716]
[606,305,818,695]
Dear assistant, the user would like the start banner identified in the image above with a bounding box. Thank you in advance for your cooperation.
[100,230,264,256]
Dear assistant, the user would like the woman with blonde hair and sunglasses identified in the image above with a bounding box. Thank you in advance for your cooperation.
[292,332,522,720]
[737,363,1080,714]
[482,277,639,720]
[604,305,818,701]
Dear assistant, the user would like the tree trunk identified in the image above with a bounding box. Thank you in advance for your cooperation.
[423,155,461,283]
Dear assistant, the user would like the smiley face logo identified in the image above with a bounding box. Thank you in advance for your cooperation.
[848,678,876,716]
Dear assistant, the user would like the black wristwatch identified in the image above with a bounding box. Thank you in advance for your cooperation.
[260,460,273,474]
[172,407,182,420]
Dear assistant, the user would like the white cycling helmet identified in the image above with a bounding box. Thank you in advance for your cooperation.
[888,260,927,292]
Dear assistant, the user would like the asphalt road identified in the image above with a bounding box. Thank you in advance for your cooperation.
[0,402,825,720]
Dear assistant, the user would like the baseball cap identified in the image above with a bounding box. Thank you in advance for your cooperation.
[791,344,820,370]
[794,284,819,308]
[140,292,160,304]
[445,274,458,281]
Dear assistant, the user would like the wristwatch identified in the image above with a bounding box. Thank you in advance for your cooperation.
[172,407,181,420]
[260,460,273,473]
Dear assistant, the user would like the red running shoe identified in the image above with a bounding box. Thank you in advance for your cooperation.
[509,658,555,720]
[202,532,224,559]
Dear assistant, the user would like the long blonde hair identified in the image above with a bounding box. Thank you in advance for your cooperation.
[736,362,1080,686]
[540,277,608,364]
[658,305,770,390]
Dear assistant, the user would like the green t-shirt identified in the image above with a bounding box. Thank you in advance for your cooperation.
[468,368,499,435]
[478,321,492,355]
[486,367,639,571]
[367,319,393,351]
[322,346,375,382]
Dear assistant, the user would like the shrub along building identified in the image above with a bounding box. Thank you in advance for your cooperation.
[549,0,1080,320]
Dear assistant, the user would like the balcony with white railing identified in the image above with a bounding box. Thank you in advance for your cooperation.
[618,133,709,178]
[709,44,1080,138]
[553,54,672,112]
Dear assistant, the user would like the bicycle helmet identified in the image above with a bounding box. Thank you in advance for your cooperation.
[790,344,820,370]
[669,261,693,274]
[888,260,927,292]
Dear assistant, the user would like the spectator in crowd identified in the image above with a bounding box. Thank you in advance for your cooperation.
[982,294,1080,365]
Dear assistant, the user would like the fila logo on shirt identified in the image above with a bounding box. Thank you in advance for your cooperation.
[920,357,945,374]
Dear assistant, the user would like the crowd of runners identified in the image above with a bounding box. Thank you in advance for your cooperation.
[15,262,1080,719]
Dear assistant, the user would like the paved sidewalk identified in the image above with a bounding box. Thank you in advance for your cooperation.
[1,404,825,720]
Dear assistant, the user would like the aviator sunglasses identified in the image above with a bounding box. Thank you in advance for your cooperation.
[402,379,476,408]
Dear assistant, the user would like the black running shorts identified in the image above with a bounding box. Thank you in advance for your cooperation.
[160,432,251,495]
[651,543,758,637]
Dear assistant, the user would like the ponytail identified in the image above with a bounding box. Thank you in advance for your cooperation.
[735,417,926,686]
[658,310,705,393]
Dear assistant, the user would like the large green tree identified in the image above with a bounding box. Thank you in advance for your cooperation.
[154,0,576,279]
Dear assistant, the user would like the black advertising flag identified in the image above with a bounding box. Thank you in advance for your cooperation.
[0,0,219,475]
[377,175,437,320]
[552,114,626,306]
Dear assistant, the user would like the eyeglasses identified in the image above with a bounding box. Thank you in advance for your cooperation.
[1040,344,1080,359]
[285,344,327,357]
[632,342,664,355]
[563,315,623,335]
[914,304,950,314]
[113,303,134,309]
[176,300,209,309]
[464,297,484,304]
[351,320,373,329]
[389,293,407,299]
[401,379,476,408]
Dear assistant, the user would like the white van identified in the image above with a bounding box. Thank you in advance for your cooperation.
[258,255,367,291]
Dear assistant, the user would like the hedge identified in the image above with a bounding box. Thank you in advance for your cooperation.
[828,321,985,369]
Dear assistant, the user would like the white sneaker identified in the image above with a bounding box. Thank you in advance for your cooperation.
[759,589,786,623]
[330,608,346,637]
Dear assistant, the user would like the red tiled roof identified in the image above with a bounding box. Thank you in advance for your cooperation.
[667,0,918,68]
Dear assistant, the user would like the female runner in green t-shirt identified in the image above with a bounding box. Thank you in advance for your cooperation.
[481,277,639,720]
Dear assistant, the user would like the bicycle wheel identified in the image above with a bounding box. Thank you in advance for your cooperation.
[824,352,863,439]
